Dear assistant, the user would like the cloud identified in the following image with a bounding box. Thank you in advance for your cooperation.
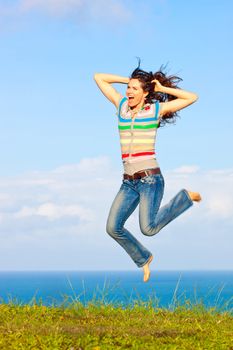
[20,0,84,15]
[207,196,233,219]
[20,0,131,21]
[0,156,233,228]
[0,155,120,233]
[0,0,132,27]
[165,167,233,220]
[0,156,233,270]
[172,165,200,174]
[14,202,94,221]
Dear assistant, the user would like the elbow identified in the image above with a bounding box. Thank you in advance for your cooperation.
[192,93,199,102]
[94,73,102,81]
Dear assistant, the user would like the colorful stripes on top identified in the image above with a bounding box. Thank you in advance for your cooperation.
[118,97,160,164]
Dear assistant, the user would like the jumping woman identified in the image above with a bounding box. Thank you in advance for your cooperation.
[94,62,201,282]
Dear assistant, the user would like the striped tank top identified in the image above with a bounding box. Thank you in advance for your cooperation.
[118,96,160,175]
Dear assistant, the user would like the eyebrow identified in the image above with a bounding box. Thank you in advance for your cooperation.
[127,84,139,89]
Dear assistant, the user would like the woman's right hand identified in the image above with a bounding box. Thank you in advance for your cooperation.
[151,79,165,93]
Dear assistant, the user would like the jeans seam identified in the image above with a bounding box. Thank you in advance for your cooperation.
[138,254,153,268]
[182,189,194,206]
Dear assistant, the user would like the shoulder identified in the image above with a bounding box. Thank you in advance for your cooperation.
[150,100,161,120]
[158,102,165,118]
[117,95,127,108]
[117,96,128,115]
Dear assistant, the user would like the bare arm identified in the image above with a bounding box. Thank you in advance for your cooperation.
[152,79,198,117]
[94,73,129,108]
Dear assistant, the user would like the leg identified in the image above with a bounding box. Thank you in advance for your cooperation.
[139,174,194,236]
[106,181,152,267]
[142,254,153,283]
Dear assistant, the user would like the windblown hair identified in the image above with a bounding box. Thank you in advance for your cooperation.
[130,60,182,126]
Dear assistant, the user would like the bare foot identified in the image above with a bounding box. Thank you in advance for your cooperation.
[143,255,153,282]
[187,191,202,202]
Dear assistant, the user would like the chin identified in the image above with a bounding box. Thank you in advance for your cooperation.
[128,100,137,108]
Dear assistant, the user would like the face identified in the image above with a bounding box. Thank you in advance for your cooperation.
[126,78,148,109]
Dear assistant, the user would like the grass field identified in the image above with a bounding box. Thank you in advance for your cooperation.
[0,299,232,350]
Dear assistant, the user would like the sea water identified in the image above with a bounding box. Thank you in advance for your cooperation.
[0,271,232,310]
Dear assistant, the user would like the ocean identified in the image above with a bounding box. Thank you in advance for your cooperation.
[0,271,232,311]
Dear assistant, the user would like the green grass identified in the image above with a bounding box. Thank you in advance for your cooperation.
[0,299,232,350]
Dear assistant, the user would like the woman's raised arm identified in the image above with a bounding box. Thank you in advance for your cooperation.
[94,73,129,108]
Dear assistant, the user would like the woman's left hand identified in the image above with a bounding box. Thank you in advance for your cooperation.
[151,79,164,92]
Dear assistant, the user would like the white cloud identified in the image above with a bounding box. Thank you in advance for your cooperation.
[0,156,233,270]
[0,155,120,234]
[20,0,81,15]
[15,202,94,221]
[1,157,233,228]
[172,165,200,174]
[207,196,233,219]
[165,167,233,220]
[1,0,132,25]
[20,0,131,21]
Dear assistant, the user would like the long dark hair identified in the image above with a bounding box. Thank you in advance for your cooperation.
[130,60,182,126]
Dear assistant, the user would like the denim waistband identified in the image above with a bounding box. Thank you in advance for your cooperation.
[123,167,161,180]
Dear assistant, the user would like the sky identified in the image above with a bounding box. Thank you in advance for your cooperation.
[0,0,232,271]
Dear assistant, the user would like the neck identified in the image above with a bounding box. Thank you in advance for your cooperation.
[130,101,145,111]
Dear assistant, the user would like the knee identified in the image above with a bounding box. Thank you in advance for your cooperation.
[106,220,121,239]
[140,224,160,237]
[141,226,153,236]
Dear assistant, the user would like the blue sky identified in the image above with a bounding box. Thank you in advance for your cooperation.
[0,0,232,271]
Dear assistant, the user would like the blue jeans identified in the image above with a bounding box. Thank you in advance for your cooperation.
[106,172,193,268]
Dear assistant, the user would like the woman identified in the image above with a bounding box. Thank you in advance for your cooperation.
[94,63,201,282]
